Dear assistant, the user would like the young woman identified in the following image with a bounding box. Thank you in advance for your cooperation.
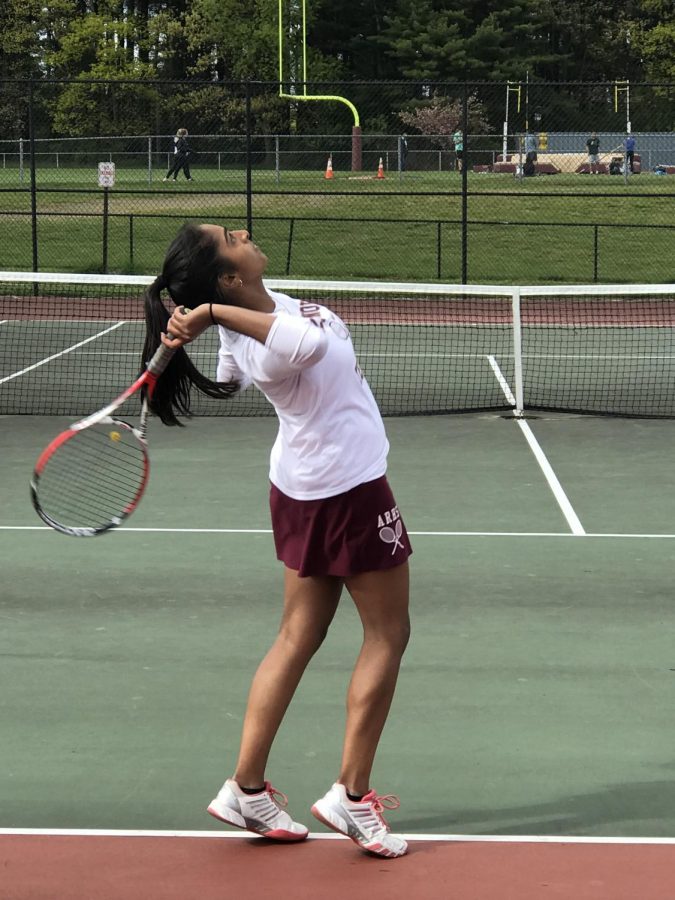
[142,223,412,858]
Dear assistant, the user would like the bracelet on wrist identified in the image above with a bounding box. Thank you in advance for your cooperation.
[209,302,217,325]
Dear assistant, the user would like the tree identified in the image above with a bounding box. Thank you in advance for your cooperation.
[377,0,559,82]
[536,0,644,81]
[184,0,279,80]
[628,0,675,81]
[308,0,398,79]
[398,94,492,147]
[45,7,160,135]
[377,0,469,81]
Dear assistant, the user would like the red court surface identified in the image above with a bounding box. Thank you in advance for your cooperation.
[2,832,675,900]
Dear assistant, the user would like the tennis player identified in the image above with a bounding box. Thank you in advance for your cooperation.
[142,223,412,858]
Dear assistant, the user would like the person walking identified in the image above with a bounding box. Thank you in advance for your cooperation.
[141,222,412,858]
[163,128,193,182]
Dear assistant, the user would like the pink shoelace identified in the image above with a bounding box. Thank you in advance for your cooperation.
[264,783,289,808]
[365,792,401,830]
[370,793,401,814]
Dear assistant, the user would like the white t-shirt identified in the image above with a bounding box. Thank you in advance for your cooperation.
[216,290,389,500]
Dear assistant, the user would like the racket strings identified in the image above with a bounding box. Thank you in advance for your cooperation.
[36,424,148,530]
[40,459,144,523]
[58,436,146,491]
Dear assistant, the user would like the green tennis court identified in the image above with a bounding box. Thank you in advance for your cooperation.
[3,411,675,837]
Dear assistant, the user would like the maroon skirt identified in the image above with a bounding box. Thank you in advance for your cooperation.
[269,475,412,578]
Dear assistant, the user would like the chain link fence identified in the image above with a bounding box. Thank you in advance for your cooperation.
[0,79,673,283]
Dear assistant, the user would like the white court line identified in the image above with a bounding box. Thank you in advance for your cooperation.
[0,322,128,385]
[1,827,674,845]
[487,355,585,536]
[2,526,675,538]
[487,355,517,406]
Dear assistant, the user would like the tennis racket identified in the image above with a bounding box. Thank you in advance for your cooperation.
[30,335,180,537]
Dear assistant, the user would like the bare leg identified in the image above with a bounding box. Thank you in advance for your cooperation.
[338,562,410,796]
[233,568,343,787]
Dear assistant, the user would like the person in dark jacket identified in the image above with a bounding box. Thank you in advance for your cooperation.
[163,128,193,182]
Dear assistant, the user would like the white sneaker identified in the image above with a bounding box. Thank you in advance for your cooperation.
[311,783,408,857]
[208,779,308,841]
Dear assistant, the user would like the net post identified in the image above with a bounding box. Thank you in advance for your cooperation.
[512,287,524,416]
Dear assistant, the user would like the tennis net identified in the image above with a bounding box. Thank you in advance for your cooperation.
[1,273,675,418]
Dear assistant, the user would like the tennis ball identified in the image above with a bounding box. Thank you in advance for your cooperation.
[110,430,121,442]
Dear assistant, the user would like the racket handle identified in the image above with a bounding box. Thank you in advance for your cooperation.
[146,307,190,376]
[147,342,177,377]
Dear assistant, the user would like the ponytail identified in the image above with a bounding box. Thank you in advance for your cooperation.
[141,225,242,426]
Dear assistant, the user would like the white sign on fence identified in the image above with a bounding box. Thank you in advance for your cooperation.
[98,161,116,187]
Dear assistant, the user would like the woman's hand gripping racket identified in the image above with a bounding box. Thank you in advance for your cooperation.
[30,326,183,537]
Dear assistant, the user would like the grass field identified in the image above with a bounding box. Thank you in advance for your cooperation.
[0,167,673,283]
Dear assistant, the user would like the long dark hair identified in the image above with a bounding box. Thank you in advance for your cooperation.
[142,222,240,426]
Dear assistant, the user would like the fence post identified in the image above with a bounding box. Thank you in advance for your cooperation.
[275,135,280,184]
[102,187,109,273]
[245,81,253,236]
[147,136,152,184]
[129,214,134,268]
[286,218,295,275]
[461,82,468,284]
[19,138,24,184]
[436,221,442,279]
[28,81,38,272]
[593,224,599,283]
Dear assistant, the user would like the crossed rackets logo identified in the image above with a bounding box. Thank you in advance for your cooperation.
[379,518,404,554]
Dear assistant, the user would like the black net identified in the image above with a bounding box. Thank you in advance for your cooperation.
[520,290,675,417]
[3,276,675,418]
[0,275,514,417]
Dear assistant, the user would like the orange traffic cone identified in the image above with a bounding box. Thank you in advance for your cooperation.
[325,155,334,179]
[376,157,385,179]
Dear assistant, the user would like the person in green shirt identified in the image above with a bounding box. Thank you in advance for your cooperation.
[452,129,463,171]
